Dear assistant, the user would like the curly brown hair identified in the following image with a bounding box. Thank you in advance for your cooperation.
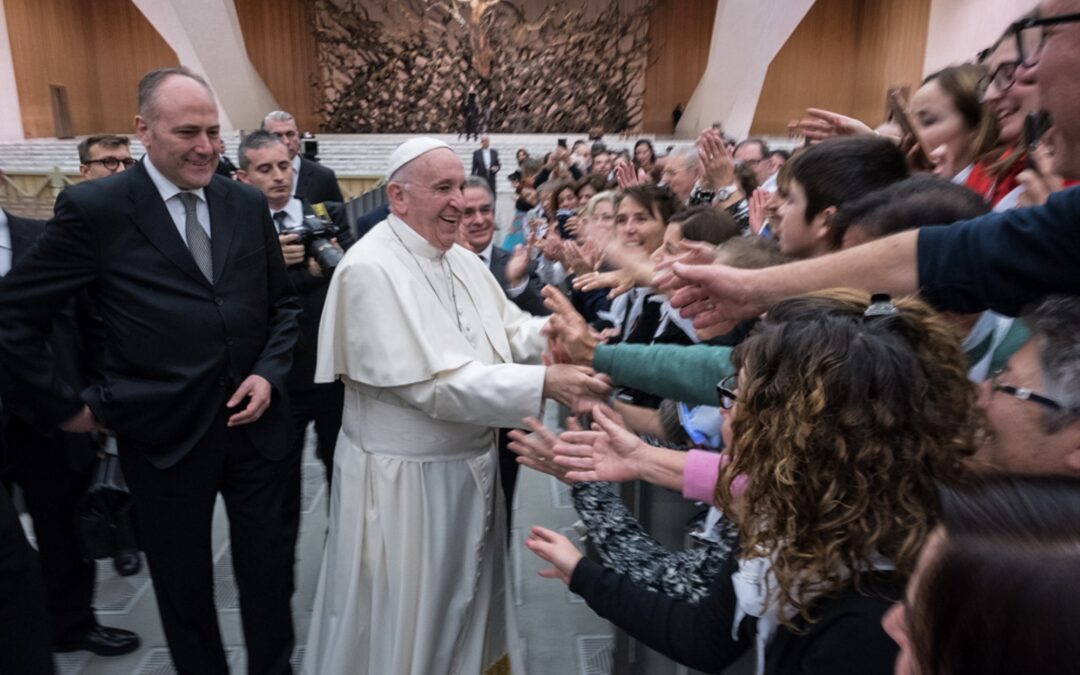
[713,290,978,627]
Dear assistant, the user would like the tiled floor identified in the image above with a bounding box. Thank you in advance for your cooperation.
[32,417,613,675]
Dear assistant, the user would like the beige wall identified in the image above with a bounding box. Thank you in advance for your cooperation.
[751,0,932,135]
[922,0,1039,76]
[677,0,815,139]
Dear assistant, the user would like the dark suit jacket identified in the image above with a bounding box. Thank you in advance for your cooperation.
[488,245,549,316]
[471,148,500,184]
[0,163,301,468]
[284,200,355,393]
[215,154,237,179]
[1,212,101,471]
[296,156,344,204]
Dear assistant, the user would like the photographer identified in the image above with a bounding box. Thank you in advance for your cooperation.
[236,130,354,491]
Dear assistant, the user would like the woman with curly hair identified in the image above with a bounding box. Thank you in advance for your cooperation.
[524,292,977,675]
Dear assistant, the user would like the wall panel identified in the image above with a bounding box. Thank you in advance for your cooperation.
[750,0,931,136]
[7,0,101,137]
[88,0,179,132]
[642,0,717,134]
[233,0,320,132]
[6,0,176,138]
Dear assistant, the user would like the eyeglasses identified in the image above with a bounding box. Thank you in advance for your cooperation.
[716,374,738,410]
[989,370,1070,413]
[1011,11,1080,68]
[85,157,136,171]
[978,60,1020,100]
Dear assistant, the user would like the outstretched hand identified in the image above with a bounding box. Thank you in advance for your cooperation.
[652,239,720,293]
[525,525,583,585]
[669,262,762,332]
[791,108,874,143]
[553,403,646,483]
[541,286,598,366]
[508,416,575,483]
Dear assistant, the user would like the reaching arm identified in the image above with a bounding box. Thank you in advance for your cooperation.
[669,230,918,331]
[592,343,733,406]
[571,481,734,602]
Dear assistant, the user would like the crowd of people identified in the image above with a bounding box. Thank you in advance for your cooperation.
[1,1,1079,674]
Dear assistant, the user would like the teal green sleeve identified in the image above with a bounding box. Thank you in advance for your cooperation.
[592,343,733,406]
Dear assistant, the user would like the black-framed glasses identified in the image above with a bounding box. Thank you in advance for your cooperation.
[717,375,738,410]
[989,370,1070,413]
[978,60,1020,100]
[85,157,135,171]
[1012,12,1080,68]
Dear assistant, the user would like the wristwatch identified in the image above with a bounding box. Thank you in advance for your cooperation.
[715,183,739,202]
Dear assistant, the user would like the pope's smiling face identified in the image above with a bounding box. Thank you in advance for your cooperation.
[392,148,467,251]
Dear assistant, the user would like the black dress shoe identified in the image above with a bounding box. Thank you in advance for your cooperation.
[112,550,142,577]
[54,624,141,656]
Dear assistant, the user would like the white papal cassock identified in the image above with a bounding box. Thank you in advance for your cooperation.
[303,215,548,675]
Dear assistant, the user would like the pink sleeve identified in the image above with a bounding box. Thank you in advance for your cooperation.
[682,449,722,503]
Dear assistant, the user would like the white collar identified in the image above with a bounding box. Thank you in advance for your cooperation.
[387,213,446,260]
[291,154,302,173]
[143,156,207,205]
[0,209,10,248]
[271,197,304,226]
[477,241,495,263]
[732,552,894,675]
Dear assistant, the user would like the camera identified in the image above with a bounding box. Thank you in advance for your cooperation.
[283,212,348,275]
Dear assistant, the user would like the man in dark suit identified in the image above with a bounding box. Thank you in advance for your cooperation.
[470,135,500,195]
[0,206,140,656]
[236,129,354,491]
[457,176,548,526]
[263,110,344,204]
[0,68,301,674]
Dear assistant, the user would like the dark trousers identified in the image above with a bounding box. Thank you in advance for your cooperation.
[0,482,54,675]
[497,428,520,535]
[1,416,95,645]
[118,410,301,675]
[288,382,343,492]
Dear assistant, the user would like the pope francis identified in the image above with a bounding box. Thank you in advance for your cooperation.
[303,138,609,675]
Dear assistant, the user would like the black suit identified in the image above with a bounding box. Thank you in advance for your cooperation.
[471,147,500,193]
[0,162,302,674]
[482,244,548,531]
[0,483,52,674]
[487,244,549,317]
[0,211,102,647]
[280,200,355,490]
[296,156,343,204]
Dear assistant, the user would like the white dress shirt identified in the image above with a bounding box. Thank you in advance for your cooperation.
[143,156,211,242]
[0,210,12,276]
[291,154,302,197]
[270,197,305,231]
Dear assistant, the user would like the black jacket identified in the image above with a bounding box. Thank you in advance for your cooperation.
[283,200,355,392]
[488,244,549,316]
[1,212,102,471]
[570,555,900,675]
[296,156,344,204]
[0,162,301,468]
